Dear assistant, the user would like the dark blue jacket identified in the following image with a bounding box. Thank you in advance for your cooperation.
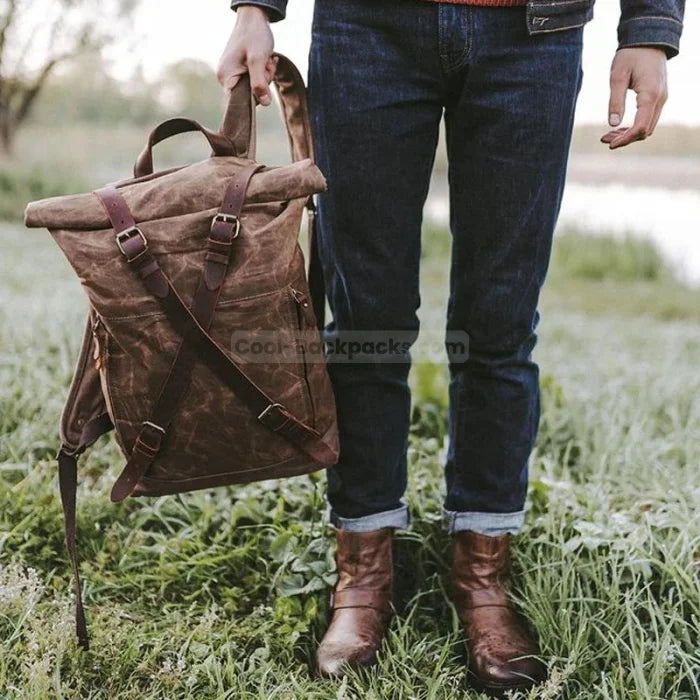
[230,0,685,58]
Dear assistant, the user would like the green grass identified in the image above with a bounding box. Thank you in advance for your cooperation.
[550,231,673,283]
[544,230,700,322]
[421,225,700,325]
[1,221,698,698]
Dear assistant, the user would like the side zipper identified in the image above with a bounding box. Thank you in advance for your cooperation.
[91,315,116,425]
[290,286,316,428]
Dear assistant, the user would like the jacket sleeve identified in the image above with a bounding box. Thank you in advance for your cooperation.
[618,0,685,59]
[230,0,287,22]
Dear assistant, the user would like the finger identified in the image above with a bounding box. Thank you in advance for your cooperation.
[608,65,630,127]
[647,90,668,138]
[600,127,628,143]
[608,93,655,149]
[247,52,272,106]
[646,104,662,139]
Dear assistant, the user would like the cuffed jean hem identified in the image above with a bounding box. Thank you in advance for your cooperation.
[442,508,526,536]
[328,503,410,532]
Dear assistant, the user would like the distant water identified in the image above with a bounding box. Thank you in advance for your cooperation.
[558,183,700,285]
[425,182,700,285]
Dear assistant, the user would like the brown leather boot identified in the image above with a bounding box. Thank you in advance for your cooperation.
[452,531,546,694]
[315,527,393,678]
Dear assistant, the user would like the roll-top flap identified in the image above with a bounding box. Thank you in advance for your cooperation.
[24,157,326,230]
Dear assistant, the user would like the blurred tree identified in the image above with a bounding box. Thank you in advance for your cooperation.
[158,59,225,126]
[0,0,139,152]
[31,55,164,127]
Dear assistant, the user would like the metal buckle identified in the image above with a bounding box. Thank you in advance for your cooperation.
[257,403,285,427]
[115,226,147,257]
[142,420,165,435]
[211,212,241,238]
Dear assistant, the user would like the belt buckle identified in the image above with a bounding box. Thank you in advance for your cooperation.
[211,212,241,238]
[257,403,286,430]
[115,226,147,258]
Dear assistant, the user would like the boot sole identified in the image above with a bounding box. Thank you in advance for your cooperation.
[315,651,379,679]
[469,675,544,697]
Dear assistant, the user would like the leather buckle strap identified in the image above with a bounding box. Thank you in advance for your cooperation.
[206,213,239,290]
[95,187,167,297]
[256,402,336,465]
[257,403,290,431]
[205,213,240,291]
[138,420,166,450]
[210,212,240,238]
[115,225,148,261]
[256,404,329,455]
[110,421,165,502]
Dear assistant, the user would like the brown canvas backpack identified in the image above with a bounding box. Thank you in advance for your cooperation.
[23,54,339,649]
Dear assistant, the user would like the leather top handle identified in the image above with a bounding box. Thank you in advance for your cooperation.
[133,53,312,177]
[219,53,314,164]
[220,72,258,161]
[133,117,237,178]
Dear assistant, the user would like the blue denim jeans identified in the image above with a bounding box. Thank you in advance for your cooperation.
[307,0,584,535]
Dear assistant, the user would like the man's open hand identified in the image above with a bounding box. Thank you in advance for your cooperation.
[601,47,668,150]
[217,6,277,105]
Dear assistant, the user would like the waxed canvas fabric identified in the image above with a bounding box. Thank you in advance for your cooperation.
[24,55,339,496]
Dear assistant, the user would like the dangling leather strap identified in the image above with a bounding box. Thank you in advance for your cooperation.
[58,449,88,650]
[57,411,114,651]
[93,180,336,499]
[95,164,262,502]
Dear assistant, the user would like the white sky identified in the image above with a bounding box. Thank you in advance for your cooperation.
[108,1,699,125]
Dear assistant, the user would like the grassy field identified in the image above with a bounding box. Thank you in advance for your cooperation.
[0,204,698,699]
[0,117,294,221]
[4,121,700,221]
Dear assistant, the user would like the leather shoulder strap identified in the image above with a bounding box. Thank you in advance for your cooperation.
[272,54,314,163]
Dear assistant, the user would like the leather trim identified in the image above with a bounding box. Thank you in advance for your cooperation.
[331,587,392,614]
[454,586,509,612]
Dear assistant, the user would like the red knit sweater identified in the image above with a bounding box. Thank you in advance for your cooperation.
[420,0,527,5]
